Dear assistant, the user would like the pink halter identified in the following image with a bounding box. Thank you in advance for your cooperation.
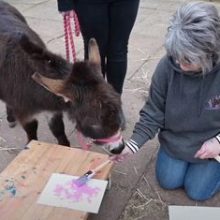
[95,131,122,144]
[76,130,122,151]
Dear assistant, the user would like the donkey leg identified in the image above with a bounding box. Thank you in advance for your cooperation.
[22,119,38,143]
[6,105,17,128]
[48,113,70,146]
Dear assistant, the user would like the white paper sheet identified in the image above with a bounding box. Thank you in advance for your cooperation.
[37,173,108,213]
[169,205,220,220]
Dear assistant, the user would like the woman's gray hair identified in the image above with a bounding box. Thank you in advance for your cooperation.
[165,2,220,73]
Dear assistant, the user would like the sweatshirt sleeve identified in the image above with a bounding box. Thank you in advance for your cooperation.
[130,56,170,148]
[57,0,74,12]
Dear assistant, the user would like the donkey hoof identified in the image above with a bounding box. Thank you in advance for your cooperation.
[8,121,17,128]
[58,138,70,147]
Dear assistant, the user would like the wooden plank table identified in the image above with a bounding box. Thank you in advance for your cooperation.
[0,140,113,220]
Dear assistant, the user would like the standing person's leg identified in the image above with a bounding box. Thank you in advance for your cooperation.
[74,1,109,77]
[184,161,220,201]
[107,0,140,94]
[156,147,189,189]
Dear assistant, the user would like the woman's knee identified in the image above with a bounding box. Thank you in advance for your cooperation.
[184,176,219,201]
[184,183,213,201]
[184,162,220,201]
[156,171,183,190]
[156,148,188,189]
[156,162,186,190]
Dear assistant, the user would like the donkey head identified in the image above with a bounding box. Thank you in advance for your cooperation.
[18,34,125,153]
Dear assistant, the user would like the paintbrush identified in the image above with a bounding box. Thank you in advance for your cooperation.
[73,159,112,187]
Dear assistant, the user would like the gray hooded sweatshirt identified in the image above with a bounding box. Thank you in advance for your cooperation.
[131,55,220,163]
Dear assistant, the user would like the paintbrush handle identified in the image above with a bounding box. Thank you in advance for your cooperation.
[92,159,112,173]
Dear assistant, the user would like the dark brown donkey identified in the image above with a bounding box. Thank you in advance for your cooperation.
[0,1,125,152]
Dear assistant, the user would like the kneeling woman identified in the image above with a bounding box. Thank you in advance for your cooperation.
[116,2,220,201]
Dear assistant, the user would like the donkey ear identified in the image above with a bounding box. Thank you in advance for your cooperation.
[17,33,52,61]
[32,72,72,102]
[17,34,43,55]
[88,38,101,65]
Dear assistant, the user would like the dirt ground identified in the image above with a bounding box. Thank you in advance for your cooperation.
[1,0,220,220]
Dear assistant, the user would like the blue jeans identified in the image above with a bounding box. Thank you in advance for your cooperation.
[156,147,220,201]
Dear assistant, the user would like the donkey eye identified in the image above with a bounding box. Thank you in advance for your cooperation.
[48,60,52,64]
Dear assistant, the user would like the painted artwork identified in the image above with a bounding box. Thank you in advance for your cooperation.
[37,173,108,213]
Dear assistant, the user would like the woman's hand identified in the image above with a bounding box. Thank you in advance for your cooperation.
[195,137,220,159]
[110,139,139,162]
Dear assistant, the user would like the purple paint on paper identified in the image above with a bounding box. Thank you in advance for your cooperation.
[53,180,100,203]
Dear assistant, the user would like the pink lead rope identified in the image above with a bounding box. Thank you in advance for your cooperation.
[76,130,93,150]
[63,10,80,63]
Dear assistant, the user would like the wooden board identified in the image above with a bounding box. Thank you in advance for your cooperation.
[0,140,113,220]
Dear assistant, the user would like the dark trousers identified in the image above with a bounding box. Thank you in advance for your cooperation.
[75,0,140,94]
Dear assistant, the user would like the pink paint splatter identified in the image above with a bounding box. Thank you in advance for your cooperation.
[53,180,100,203]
